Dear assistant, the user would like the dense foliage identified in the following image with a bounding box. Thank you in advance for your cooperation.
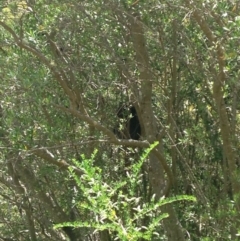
[0,0,239,240]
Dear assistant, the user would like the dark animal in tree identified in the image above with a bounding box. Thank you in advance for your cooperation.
[115,103,141,140]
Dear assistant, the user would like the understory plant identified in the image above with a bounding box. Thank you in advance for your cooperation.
[54,142,196,241]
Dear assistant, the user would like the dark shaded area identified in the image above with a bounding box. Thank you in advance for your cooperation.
[62,226,81,241]
[62,227,75,240]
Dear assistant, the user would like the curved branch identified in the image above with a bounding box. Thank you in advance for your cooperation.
[0,22,75,104]
[31,148,83,176]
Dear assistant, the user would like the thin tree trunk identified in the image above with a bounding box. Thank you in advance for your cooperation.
[184,0,240,208]
[129,10,185,241]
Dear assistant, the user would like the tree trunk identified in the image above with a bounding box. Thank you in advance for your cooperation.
[185,0,240,209]
[129,10,185,241]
